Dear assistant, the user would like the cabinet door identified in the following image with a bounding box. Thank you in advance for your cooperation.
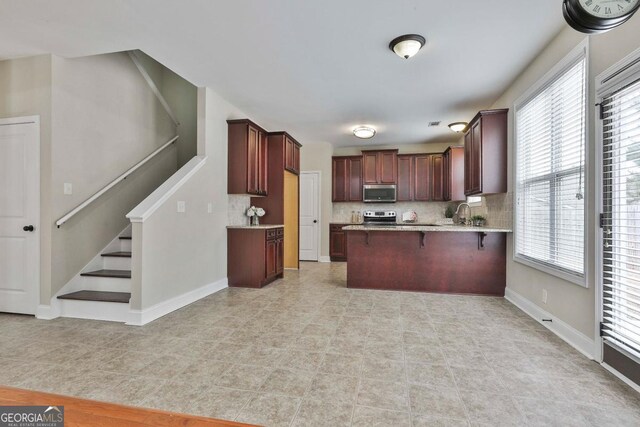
[442,151,450,201]
[332,157,348,202]
[266,239,277,279]
[293,143,300,174]
[414,155,432,201]
[285,137,295,172]
[379,151,397,184]
[470,119,482,194]
[276,238,284,274]
[329,227,347,260]
[348,157,363,202]
[431,154,444,202]
[363,152,379,184]
[247,125,260,194]
[464,131,473,195]
[397,155,414,201]
[258,130,268,194]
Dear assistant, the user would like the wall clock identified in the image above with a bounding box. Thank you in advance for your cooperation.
[563,0,640,33]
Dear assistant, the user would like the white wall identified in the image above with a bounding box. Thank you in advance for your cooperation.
[131,87,246,311]
[492,15,640,340]
[49,52,177,300]
[0,54,53,306]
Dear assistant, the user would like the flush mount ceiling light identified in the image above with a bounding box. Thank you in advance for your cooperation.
[448,122,468,133]
[389,34,426,59]
[353,126,376,139]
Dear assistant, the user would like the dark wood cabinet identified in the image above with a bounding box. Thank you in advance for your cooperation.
[431,154,444,202]
[228,227,284,288]
[228,119,268,196]
[443,146,465,201]
[414,154,432,201]
[362,150,398,184]
[284,136,301,175]
[397,155,414,202]
[332,156,363,202]
[330,224,348,261]
[464,109,508,196]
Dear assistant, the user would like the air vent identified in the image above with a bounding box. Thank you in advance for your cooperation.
[428,121,441,127]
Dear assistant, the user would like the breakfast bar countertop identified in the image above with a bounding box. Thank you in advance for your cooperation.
[342,224,512,233]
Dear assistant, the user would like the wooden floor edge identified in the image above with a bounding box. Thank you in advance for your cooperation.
[0,385,258,427]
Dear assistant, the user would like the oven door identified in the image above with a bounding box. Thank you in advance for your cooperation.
[363,185,396,203]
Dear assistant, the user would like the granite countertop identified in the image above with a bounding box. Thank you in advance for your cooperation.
[226,224,284,230]
[342,224,512,233]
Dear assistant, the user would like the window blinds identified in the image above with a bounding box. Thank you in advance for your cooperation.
[515,56,587,278]
[601,77,640,357]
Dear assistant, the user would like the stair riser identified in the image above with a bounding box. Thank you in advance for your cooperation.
[102,257,132,271]
[119,239,132,252]
[59,299,130,323]
[76,276,131,293]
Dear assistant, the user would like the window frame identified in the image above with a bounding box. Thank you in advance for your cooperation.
[513,38,589,287]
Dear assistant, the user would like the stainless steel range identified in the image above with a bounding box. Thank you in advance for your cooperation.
[363,210,397,226]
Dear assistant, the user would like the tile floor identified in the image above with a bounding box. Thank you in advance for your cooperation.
[1,262,639,426]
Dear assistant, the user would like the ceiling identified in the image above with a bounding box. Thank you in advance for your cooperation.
[0,0,566,147]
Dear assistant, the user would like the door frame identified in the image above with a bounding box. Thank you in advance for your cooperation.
[0,115,41,314]
[300,171,321,262]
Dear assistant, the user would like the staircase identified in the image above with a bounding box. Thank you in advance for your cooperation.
[55,230,133,322]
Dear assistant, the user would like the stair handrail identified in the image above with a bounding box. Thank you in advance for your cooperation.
[56,135,179,228]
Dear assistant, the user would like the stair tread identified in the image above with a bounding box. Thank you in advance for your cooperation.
[119,236,132,240]
[57,290,131,303]
[101,251,132,258]
[81,269,131,279]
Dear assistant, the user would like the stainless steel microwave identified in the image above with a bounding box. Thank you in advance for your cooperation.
[363,184,397,203]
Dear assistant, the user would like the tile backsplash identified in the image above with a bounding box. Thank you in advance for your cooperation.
[228,195,251,226]
[332,202,451,224]
[469,192,513,229]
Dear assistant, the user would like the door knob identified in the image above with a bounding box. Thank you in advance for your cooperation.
[313,220,318,223]
[23,225,34,232]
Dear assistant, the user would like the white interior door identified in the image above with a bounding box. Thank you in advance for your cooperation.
[0,117,40,315]
[299,172,320,261]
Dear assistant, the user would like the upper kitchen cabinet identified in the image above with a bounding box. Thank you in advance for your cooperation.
[227,119,268,196]
[397,155,414,202]
[332,156,363,202]
[414,154,432,201]
[284,135,301,175]
[362,150,398,184]
[464,109,508,196]
[443,146,465,201]
[431,154,444,202]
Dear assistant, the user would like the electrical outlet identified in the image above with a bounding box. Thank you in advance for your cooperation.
[207,203,213,214]
[177,201,186,213]
[542,289,548,304]
[64,183,73,195]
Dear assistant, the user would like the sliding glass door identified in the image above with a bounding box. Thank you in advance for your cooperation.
[600,74,640,385]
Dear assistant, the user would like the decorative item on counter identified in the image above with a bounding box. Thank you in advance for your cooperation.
[351,210,357,223]
[470,215,486,227]
[357,211,363,223]
[402,211,418,223]
[444,206,455,219]
[247,206,266,226]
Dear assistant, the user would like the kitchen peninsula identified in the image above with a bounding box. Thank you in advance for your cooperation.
[343,224,511,296]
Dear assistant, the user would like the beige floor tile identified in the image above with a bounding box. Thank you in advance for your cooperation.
[361,356,406,382]
[277,350,325,372]
[412,414,470,427]
[351,406,411,427]
[406,362,456,389]
[364,340,404,361]
[318,352,362,376]
[235,393,301,427]
[409,384,467,419]
[259,368,314,397]
[459,390,525,426]
[291,399,353,427]
[214,363,273,390]
[305,373,359,404]
[357,378,409,411]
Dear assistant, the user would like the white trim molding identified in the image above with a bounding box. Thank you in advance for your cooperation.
[127,156,206,222]
[127,277,228,326]
[505,287,596,360]
[36,304,60,320]
[602,363,640,394]
[319,256,332,263]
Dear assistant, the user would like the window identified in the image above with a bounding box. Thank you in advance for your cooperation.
[514,41,587,285]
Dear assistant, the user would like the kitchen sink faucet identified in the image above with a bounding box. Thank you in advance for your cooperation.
[455,202,471,225]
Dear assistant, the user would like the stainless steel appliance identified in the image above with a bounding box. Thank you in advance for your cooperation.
[363,210,397,226]
[363,184,396,203]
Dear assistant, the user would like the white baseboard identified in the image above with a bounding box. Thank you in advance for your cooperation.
[602,363,640,394]
[127,277,228,326]
[505,287,596,360]
[59,299,131,323]
[319,256,331,263]
[36,303,60,320]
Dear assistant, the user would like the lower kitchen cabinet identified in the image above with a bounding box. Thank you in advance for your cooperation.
[330,224,348,261]
[228,226,284,288]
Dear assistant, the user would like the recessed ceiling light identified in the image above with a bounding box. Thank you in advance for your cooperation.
[448,122,468,133]
[389,34,427,59]
[353,126,376,139]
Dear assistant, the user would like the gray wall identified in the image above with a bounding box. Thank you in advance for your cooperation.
[491,15,640,340]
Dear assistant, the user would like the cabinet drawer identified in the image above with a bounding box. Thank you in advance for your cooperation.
[266,229,277,240]
[276,228,284,237]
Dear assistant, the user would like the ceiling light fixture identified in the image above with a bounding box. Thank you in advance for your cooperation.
[448,122,468,133]
[353,126,376,139]
[389,34,426,59]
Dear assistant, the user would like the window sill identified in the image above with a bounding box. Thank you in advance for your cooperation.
[513,254,587,288]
